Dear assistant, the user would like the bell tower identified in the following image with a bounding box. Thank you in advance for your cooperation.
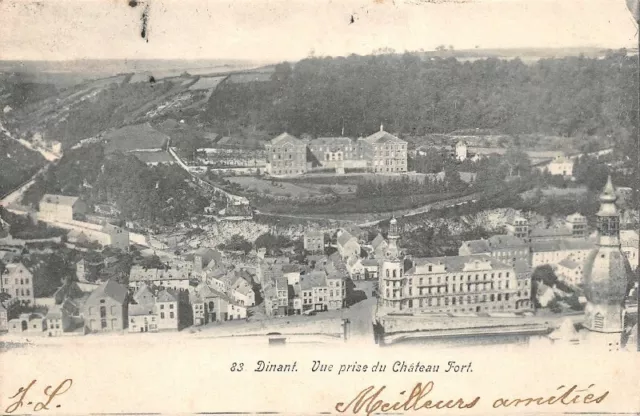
[582,176,632,350]
[378,217,405,311]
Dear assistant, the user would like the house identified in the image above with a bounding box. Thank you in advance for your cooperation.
[540,156,574,177]
[133,283,155,305]
[263,283,280,317]
[347,257,365,280]
[458,235,530,267]
[38,194,87,223]
[128,264,192,292]
[101,223,130,251]
[45,305,72,336]
[282,264,300,285]
[530,239,594,268]
[275,276,289,316]
[194,283,246,322]
[82,280,128,333]
[189,291,208,326]
[455,140,468,161]
[303,231,325,253]
[300,271,328,312]
[326,272,346,310]
[370,234,389,260]
[505,215,529,240]
[228,274,255,306]
[337,231,360,260]
[0,303,8,331]
[128,303,157,333]
[188,247,224,274]
[556,257,584,286]
[8,313,47,335]
[288,284,303,315]
[155,289,179,331]
[362,259,380,280]
[1,262,35,306]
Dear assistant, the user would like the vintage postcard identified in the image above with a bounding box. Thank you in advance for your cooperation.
[0,0,639,414]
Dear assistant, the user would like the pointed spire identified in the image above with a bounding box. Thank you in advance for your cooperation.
[600,175,617,203]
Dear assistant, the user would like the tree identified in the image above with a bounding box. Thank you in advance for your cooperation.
[224,234,253,254]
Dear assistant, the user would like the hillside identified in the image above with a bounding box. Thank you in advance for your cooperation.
[205,50,637,151]
[21,144,209,226]
[0,131,46,197]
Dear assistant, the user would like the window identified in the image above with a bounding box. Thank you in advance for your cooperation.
[170,312,175,319]
[169,304,174,309]
[161,312,165,319]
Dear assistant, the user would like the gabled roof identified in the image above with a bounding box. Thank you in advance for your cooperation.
[300,271,327,290]
[46,305,66,319]
[461,240,490,254]
[187,247,223,268]
[40,194,79,207]
[133,283,155,305]
[269,132,304,146]
[362,130,405,145]
[129,303,155,317]
[371,234,387,249]
[86,280,128,305]
[337,231,356,247]
[156,289,178,303]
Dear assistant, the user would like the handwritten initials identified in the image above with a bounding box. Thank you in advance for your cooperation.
[5,379,73,414]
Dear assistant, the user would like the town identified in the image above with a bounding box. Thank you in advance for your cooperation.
[0,50,638,351]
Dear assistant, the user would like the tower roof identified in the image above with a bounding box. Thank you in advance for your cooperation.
[583,177,631,307]
[597,176,618,218]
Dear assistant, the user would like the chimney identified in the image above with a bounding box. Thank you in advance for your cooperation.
[380,123,384,132]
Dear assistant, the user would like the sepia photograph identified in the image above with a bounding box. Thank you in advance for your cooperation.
[0,0,639,414]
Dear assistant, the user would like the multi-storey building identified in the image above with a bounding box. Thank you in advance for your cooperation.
[38,194,87,223]
[303,231,325,253]
[458,235,530,267]
[380,218,524,314]
[530,239,594,268]
[358,127,408,173]
[265,128,408,176]
[505,215,530,240]
[0,262,35,306]
[382,254,519,313]
[82,280,129,333]
[264,132,308,176]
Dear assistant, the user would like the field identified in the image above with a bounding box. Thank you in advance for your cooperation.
[227,176,353,197]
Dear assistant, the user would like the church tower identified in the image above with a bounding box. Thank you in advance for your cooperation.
[379,217,405,311]
[582,176,633,350]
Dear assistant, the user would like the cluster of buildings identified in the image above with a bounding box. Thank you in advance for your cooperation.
[265,126,408,176]
[377,218,532,314]
[1,245,259,335]
[260,254,348,316]
[459,211,638,288]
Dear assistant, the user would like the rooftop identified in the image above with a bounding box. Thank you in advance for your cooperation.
[407,254,512,275]
[40,194,79,207]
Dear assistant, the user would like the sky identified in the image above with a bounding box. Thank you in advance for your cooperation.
[0,0,637,62]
